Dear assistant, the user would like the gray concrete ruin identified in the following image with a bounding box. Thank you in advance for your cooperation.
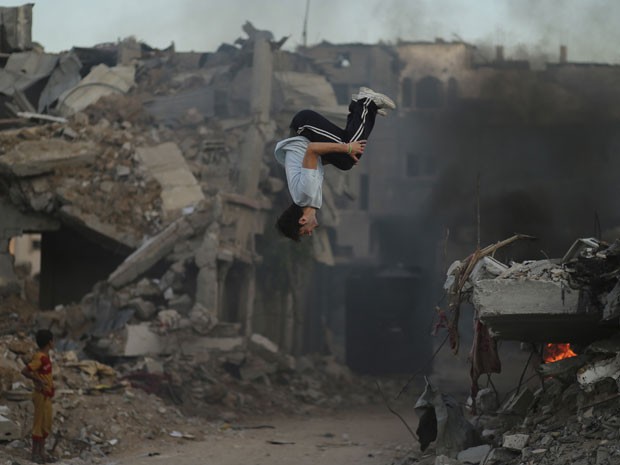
[0,5,619,380]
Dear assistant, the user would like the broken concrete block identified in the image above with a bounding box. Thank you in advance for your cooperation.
[577,353,620,391]
[562,237,600,263]
[108,215,194,288]
[470,256,508,282]
[59,205,140,248]
[481,447,519,464]
[135,142,205,220]
[188,303,218,335]
[476,387,499,414]
[0,415,20,441]
[143,357,164,374]
[502,433,529,451]
[473,278,590,342]
[132,278,162,299]
[58,64,135,116]
[537,354,588,380]
[0,140,97,177]
[249,333,279,362]
[123,324,165,356]
[126,298,157,321]
[457,444,491,464]
[156,309,190,332]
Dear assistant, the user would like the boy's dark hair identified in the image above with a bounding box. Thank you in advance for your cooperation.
[35,329,54,349]
[276,203,303,242]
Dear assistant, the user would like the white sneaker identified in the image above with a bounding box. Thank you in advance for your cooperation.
[356,86,396,110]
[377,108,388,117]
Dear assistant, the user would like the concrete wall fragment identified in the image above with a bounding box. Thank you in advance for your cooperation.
[135,142,205,221]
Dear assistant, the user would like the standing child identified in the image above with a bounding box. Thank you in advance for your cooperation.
[21,329,55,464]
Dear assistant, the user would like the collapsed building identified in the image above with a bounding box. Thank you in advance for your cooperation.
[1,3,620,464]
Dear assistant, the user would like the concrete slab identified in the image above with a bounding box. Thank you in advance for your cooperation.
[457,444,492,464]
[58,64,135,116]
[108,215,194,288]
[502,433,529,451]
[59,205,140,248]
[577,353,620,391]
[123,324,167,356]
[135,142,205,220]
[473,278,613,342]
[0,139,97,177]
[180,336,244,354]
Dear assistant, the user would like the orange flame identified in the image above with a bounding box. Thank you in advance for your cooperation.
[543,343,577,363]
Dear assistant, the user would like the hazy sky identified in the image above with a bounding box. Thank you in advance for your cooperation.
[6,0,619,63]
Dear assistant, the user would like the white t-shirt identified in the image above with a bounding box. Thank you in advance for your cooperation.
[274,136,324,208]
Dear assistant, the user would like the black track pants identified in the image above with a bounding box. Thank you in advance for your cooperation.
[289,98,378,171]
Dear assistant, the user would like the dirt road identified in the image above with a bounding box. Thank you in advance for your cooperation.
[111,405,421,465]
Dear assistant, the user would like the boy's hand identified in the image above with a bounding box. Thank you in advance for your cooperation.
[348,140,366,164]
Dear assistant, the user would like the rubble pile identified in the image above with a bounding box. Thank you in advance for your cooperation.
[0,118,164,238]
[0,327,386,462]
[0,12,385,463]
[0,334,205,462]
[400,238,620,464]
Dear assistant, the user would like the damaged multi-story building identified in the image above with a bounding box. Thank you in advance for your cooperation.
[1,3,620,388]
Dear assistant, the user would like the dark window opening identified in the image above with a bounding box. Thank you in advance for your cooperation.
[416,76,443,108]
[40,227,129,309]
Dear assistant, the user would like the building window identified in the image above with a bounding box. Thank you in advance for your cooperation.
[336,53,351,68]
[402,77,413,107]
[416,76,443,108]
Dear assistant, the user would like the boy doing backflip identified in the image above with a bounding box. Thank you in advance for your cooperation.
[274,87,396,241]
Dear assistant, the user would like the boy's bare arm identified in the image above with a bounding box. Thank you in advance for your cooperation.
[303,141,366,169]
[21,366,44,389]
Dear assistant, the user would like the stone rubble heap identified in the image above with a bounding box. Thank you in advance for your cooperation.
[394,238,620,465]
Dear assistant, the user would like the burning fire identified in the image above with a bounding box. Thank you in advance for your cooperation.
[543,343,577,363]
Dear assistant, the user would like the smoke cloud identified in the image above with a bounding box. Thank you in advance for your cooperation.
[31,0,620,64]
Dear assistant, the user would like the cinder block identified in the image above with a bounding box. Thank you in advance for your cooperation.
[0,415,20,441]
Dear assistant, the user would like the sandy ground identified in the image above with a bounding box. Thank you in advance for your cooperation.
[110,405,421,465]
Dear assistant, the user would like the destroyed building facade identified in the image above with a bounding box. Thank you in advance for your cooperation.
[0,7,619,377]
